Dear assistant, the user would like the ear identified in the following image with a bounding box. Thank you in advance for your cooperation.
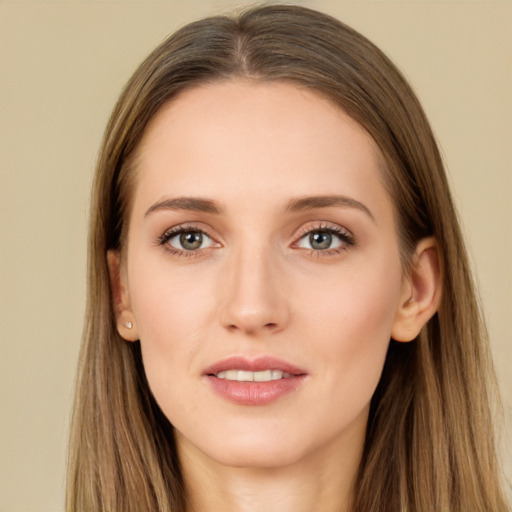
[107,250,139,342]
[391,237,442,342]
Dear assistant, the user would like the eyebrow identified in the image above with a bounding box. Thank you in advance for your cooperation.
[144,197,223,217]
[144,194,375,222]
[285,195,375,222]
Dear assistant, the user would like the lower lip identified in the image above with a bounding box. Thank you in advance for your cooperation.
[205,375,306,405]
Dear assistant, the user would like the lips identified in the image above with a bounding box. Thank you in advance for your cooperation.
[216,369,292,382]
[203,355,306,376]
[203,356,307,406]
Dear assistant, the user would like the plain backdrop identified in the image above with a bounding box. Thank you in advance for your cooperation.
[0,1,510,510]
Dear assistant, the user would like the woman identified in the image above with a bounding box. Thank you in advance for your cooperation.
[66,5,510,511]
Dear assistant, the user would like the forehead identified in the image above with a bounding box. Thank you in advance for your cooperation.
[131,80,390,217]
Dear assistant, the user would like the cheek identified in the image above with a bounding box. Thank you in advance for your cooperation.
[127,257,218,385]
[133,279,210,341]
[299,255,403,392]
[129,244,215,326]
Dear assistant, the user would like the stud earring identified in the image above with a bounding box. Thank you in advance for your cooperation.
[124,321,133,329]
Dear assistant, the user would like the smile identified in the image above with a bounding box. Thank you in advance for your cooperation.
[215,369,293,382]
[204,356,307,405]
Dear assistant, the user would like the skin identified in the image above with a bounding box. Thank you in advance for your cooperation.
[109,81,441,512]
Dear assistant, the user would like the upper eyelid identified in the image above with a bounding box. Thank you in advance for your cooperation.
[162,222,217,239]
[157,224,221,252]
[294,221,353,239]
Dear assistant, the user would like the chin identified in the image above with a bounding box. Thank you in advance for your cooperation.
[176,424,313,470]
[209,444,307,470]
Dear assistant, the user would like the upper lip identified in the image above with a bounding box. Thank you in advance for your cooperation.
[203,355,307,376]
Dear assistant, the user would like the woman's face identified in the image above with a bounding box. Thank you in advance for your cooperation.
[116,81,411,469]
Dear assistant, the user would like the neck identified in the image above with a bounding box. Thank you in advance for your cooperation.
[176,412,366,512]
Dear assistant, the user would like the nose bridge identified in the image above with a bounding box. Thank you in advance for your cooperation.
[219,239,288,334]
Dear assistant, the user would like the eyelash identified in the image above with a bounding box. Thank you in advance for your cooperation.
[157,222,355,258]
[293,223,355,257]
[157,223,217,258]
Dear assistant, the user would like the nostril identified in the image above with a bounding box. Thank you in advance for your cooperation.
[226,322,278,333]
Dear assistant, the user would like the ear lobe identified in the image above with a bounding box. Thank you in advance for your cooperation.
[107,250,139,342]
[391,237,442,343]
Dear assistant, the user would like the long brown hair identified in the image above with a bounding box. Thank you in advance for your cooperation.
[67,5,510,511]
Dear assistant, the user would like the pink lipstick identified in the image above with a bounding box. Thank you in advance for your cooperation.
[203,356,307,406]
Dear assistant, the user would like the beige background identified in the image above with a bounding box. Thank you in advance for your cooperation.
[0,1,510,510]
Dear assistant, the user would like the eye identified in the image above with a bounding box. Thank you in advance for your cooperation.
[161,227,216,253]
[295,225,354,253]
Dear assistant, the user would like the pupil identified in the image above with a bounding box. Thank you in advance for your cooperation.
[180,231,202,250]
[310,231,331,250]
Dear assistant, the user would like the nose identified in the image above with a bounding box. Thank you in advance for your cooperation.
[218,246,290,336]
